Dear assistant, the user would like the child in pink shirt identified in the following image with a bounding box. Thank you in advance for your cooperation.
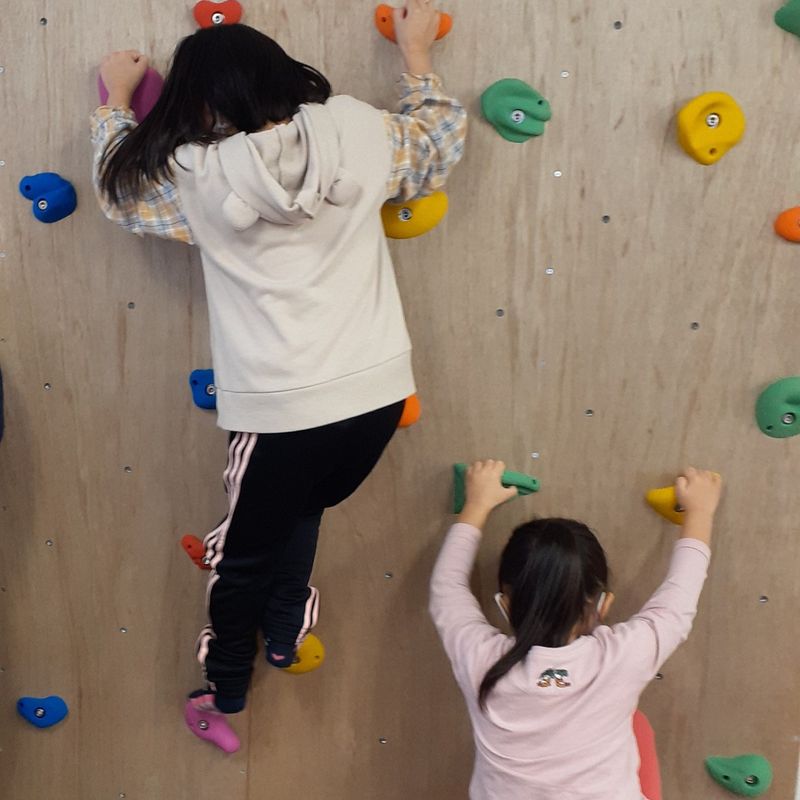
[430,461,722,800]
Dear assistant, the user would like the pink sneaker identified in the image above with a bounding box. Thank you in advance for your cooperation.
[184,697,240,753]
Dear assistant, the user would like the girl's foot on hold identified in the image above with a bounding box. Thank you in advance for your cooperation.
[184,689,241,753]
[265,640,296,669]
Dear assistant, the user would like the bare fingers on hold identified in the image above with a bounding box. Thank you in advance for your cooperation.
[466,460,517,510]
[393,0,440,52]
[100,50,149,95]
[675,466,722,517]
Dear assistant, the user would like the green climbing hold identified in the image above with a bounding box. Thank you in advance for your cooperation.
[453,463,540,514]
[755,376,800,438]
[480,79,551,143]
[776,0,800,37]
[705,754,773,797]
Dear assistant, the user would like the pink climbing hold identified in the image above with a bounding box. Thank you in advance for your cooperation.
[184,699,240,753]
[98,67,164,122]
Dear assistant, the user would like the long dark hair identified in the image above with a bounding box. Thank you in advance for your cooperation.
[100,24,332,203]
[479,518,609,709]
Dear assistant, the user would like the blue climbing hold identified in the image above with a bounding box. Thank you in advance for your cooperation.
[18,173,77,223]
[17,695,69,729]
[189,369,216,410]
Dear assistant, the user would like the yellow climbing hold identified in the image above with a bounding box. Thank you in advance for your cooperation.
[645,486,685,525]
[284,634,326,675]
[381,192,449,239]
[677,92,745,165]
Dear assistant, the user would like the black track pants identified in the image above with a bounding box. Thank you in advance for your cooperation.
[195,400,404,703]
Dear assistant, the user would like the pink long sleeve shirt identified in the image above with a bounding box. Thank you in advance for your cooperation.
[429,523,711,800]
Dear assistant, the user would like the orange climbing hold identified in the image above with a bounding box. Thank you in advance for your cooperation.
[399,394,422,428]
[374,4,452,43]
[774,207,800,243]
[181,534,211,571]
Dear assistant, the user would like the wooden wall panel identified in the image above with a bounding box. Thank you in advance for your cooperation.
[1,1,798,798]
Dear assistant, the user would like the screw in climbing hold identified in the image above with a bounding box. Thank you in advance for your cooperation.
[203,556,211,565]
[706,113,721,128]
[198,720,209,730]
[212,11,225,24]
[206,385,216,396]
[783,412,796,425]
[398,208,412,221]
[34,708,46,718]
[511,110,525,124]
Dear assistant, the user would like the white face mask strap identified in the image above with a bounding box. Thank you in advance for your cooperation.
[494,592,510,623]
[596,591,607,615]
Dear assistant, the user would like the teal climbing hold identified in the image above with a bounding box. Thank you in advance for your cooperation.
[480,79,551,143]
[453,463,540,514]
[776,0,800,37]
[755,376,800,438]
[705,754,773,797]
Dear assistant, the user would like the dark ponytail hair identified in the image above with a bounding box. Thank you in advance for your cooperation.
[478,518,608,709]
[100,24,332,203]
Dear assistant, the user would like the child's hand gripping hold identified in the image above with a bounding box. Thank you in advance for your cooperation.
[100,50,149,108]
[458,460,520,530]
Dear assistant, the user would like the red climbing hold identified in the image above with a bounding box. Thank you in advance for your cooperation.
[193,0,243,28]
[181,534,211,570]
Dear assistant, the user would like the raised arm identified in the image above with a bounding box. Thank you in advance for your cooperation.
[90,51,194,244]
[383,1,467,201]
[430,462,518,670]
[607,468,722,680]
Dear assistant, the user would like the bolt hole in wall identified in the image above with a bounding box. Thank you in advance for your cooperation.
[614,20,623,29]
[496,308,505,317]
[39,17,47,25]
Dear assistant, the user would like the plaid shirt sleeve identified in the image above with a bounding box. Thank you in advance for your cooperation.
[383,73,467,202]
[90,107,195,245]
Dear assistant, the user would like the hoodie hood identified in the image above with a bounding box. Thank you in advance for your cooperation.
[217,102,362,231]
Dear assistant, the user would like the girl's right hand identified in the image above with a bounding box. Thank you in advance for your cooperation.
[675,467,722,519]
[393,0,440,72]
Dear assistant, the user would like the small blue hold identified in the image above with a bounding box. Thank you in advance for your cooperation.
[17,695,69,729]
[189,369,216,410]
[18,173,77,223]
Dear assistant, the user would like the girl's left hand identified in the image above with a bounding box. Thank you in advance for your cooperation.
[458,460,518,529]
[100,51,149,103]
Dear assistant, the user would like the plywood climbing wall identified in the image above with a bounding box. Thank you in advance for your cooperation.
[1,1,799,797]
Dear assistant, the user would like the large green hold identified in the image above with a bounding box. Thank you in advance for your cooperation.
[480,79,552,143]
[755,376,800,438]
[776,0,800,37]
[705,754,773,797]
[453,463,540,514]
